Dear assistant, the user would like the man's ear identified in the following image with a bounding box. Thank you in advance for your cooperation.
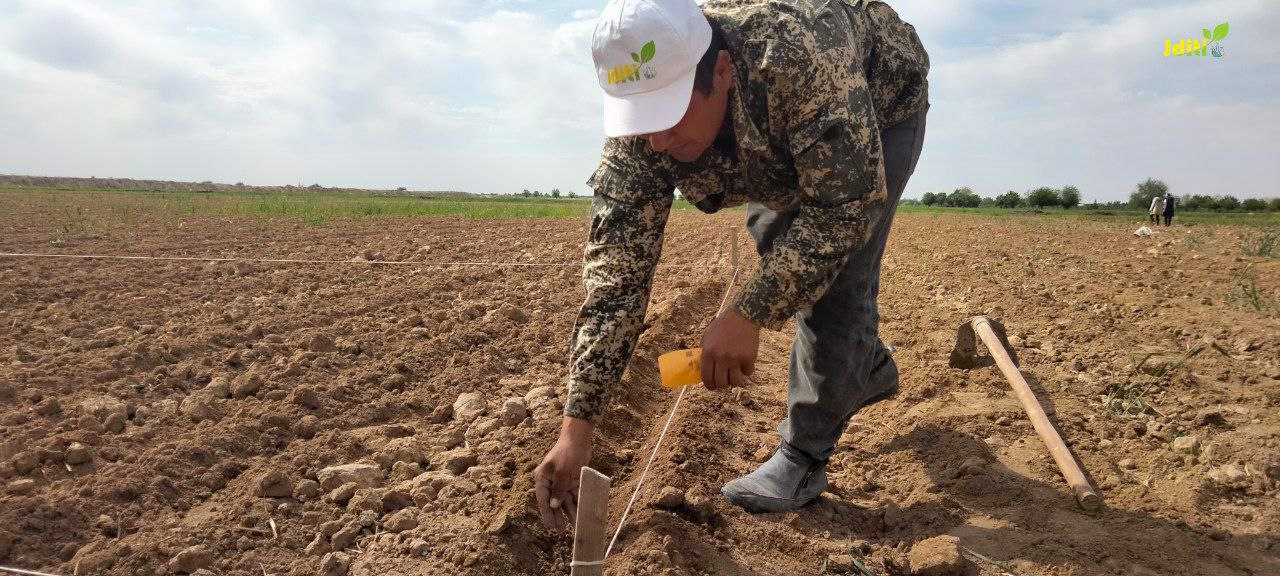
[714,50,733,91]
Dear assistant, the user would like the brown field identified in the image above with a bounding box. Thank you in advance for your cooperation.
[1,189,1277,575]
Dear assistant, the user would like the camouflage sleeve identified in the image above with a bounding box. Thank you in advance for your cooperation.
[565,137,674,422]
[731,5,887,330]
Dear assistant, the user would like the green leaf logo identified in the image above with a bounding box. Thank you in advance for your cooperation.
[1163,21,1229,57]
[631,52,640,63]
[610,40,657,84]
[1211,22,1229,43]
[640,40,656,64]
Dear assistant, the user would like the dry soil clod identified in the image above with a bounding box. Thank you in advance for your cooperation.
[907,536,968,576]
[326,482,359,505]
[383,507,420,532]
[33,397,62,416]
[318,463,383,491]
[65,442,91,465]
[320,551,352,576]
[294,479,322,499]
[453,392,487,423]
[11,451,38,475]
[439,448,478,475]
[255,470,294,498]
[7,478,36,495]
[169,544,214,574]
[499,397,528,426]
[655,486,685,509]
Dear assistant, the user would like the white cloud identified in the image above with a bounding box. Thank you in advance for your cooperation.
[905,0,1279,200]
[0,0,1275,199]
[0,0,608,193]
[454,10,601,137]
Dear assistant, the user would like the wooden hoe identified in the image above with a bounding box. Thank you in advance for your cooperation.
[949,316,1101,511]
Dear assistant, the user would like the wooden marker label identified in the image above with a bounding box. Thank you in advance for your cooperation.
[658,348,702,388]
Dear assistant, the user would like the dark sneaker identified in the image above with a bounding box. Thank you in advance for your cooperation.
[721,442,827,513]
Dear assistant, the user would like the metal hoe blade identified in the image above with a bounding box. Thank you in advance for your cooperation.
[949,316,1019,369]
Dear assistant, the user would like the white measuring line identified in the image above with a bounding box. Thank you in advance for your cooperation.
[0,565,64,576]
[600,232,741,561]
[0,252,733,269]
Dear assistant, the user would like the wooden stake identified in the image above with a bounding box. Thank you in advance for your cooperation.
[570,467,611,576]
[971,317,1102,511]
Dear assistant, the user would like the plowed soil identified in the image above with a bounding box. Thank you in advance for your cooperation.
[2,196,1278,576]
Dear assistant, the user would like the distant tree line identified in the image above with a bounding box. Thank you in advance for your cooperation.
[915,185,1082,209]
[0,174,466,196]
[519,188,577,199]
[1127,178,1278,212]
[909,179,1279,212]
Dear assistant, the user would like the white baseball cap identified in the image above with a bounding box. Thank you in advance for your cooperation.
[592,0,712,138]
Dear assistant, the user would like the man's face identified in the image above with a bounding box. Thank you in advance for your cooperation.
[645,51,731,163]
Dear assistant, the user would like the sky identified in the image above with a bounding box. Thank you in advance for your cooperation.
[1,0,1277,201]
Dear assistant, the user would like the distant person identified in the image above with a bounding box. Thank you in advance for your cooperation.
[1163,195,1176,226]
[535,0,930,523]
[1149,195,1164,223]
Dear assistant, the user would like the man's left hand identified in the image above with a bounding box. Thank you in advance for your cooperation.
[700,308,760,390]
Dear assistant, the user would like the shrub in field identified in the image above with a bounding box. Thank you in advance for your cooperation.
[1241,227,1279,258]
[945,187,981,207]
[1227,266,1278,316]
[1183,195,1201,211]
[1190,194,1216,211]
[1026,187,1061,208]
[1215,195,1240,212]
[921,191,943,206]
[1129,178,1168,209]
[1059,185,1081,209]
[995,191,1023,208]
[1242,198,1267,212]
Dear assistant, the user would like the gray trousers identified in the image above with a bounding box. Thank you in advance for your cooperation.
[747,104,928,462]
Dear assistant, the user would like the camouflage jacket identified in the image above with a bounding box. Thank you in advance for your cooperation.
[565,0,929,421]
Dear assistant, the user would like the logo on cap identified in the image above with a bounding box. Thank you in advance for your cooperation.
[607,40,657,84]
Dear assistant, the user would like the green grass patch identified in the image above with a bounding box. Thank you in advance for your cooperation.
[0,186,733,229]
[1,186,593,224]
[7,186,1271,227]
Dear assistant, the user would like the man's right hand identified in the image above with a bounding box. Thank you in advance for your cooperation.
[534,416,595,531]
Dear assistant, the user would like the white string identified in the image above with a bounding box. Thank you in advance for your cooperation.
[568,560,605,567]
[0,252,733,269]
[604,380,687,559]
[0,566,65,576]
[602,256,741,560]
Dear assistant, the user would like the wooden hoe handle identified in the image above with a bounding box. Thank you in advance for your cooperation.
[971,317,1101,511]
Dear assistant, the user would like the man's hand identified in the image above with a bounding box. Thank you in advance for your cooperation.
[534,416,594,531]
[700,307,760,390]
